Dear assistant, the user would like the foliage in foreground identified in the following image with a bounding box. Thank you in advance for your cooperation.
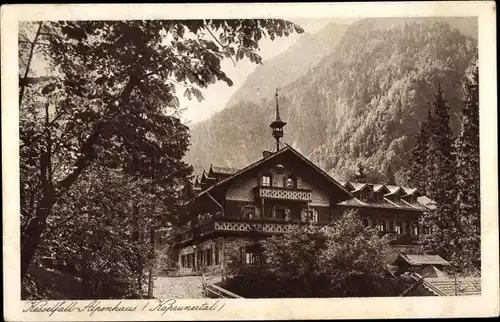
[225,211,407,298]
[20,19,302,298]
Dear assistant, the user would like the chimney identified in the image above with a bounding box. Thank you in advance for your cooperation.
[262,150,273,158]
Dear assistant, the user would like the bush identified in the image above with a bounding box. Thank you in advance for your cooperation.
[224,211,405,297]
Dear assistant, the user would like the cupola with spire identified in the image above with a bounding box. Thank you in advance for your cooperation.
[270,88,287,151]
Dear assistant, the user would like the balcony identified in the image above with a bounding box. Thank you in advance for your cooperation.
[379,231,419,245]
[174,217,321,245]
[253,186,312,202]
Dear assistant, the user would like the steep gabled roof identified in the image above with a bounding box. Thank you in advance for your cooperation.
[340,181,355,192]
[373,184,391,194]
[350,182,366,191]
[211,166,240,175]
[385,185,405,195]
[349,182,374,193]
[207,165,240,182]
[190,144,352,203]
[402,187,420,195]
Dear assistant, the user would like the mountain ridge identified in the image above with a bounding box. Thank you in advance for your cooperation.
[225,21,350,108]
[186,18,478,183]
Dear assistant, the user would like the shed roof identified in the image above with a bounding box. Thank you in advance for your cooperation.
[401,254,450,266]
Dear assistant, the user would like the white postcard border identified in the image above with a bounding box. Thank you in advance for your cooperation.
[2,2,498,320]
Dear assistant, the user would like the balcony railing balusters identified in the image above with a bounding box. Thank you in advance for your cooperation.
[254,186,312,201]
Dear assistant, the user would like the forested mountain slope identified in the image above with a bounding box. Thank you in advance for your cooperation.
[225,22,350,108]
[186,19,477,183]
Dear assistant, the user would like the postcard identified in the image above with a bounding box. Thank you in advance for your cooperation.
[2,2,498,320]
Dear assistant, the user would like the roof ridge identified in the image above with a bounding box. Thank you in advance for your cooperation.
[190,145,351,203]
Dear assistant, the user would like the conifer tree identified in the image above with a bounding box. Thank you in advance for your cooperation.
[408,107,432,193]
[454,60,480,274]
[420,85,457,260]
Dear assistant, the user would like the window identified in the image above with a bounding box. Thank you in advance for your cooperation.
[362,218,369,227]
[262,175,271,186]
[245,253,254,264]
[377,221,385,232]
[413,222,419,235]
[240,247,261,265]
[206,248,212,266]
[385,221,391,232]
[285,174,297,188]
[243,205,255,219]
[306,209,318,223]
[360,191,367,201]
[199,250,204,266]
[300,209,317,223]
[274,207,286,220]
[214,247,219,265]
[395,221,402,235]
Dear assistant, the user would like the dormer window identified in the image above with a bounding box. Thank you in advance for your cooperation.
[262,174,272,186]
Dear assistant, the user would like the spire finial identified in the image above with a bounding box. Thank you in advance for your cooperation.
[270,89,286,152]
[275,88,281,121]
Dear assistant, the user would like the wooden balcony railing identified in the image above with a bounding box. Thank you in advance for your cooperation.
[379,231,419,244]
[175,217,322,244]
[253,186,312,201]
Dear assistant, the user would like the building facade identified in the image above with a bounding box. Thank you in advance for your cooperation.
[170,91,434,275]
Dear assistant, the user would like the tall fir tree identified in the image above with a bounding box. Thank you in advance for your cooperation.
[408,107,432,193]
[454,60,480,274]
[420,85,457,261]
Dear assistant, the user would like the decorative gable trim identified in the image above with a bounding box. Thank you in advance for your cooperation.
[189,145,352,205]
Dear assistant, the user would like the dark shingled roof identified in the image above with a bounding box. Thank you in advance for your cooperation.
[211,166,240,175]
[422,277,481,296]
[400,254,450,266]
[337,197,427,211]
